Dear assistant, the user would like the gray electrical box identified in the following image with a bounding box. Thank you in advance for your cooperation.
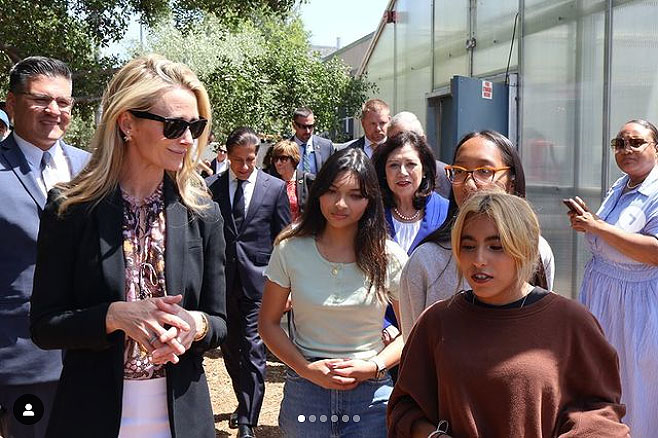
[434,76,509,162]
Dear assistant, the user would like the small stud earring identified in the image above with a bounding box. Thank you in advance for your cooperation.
[123,132,132,143]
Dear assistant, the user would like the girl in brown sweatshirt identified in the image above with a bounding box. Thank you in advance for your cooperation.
[388,192,629,438]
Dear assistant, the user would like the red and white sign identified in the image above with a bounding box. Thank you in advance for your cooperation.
[482,80,493,100]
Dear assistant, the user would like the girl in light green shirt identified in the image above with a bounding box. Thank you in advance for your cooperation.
[259,148,407,437]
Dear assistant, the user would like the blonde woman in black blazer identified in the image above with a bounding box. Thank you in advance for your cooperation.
[30,55,227,438]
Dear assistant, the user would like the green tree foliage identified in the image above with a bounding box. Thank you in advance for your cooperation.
[0,0,304,147]
[136,13,375,143]
[1,1,372,146]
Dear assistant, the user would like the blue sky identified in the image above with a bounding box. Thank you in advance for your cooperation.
[299,0,390,48]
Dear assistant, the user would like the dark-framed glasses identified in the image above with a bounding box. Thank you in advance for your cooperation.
[445,165,511,185]
[610,137,654,153]
[20,92,74,113]
[129,110,208,139]
[272,155,292,163]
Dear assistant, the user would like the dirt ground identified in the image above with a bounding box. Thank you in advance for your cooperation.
[204,349,284,437]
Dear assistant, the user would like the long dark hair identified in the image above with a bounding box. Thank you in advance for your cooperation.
[276,148,390,302]
[371,131,437,210]
[420,130,548,289]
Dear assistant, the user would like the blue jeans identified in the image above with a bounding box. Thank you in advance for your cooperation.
[279,367,393,437]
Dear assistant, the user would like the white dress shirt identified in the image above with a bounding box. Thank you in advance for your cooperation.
[14,133,72,196]
[228,167,258,217]
[215,159,229,175]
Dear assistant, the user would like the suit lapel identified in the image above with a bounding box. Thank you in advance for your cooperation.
[242,170,266,232]
[1,136,47,209]
[217,172,237,235]
[164,176,186,299]
[96,187,125,301]
[312,136,322,170]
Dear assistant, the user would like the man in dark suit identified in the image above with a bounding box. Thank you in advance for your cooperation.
[207,127,291,438]
[347,98,391,158]
[290,107,334,175]
[0,56,89,438]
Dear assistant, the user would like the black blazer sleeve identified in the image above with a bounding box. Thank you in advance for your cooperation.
[30,192,118,351]
[191,201,227,353]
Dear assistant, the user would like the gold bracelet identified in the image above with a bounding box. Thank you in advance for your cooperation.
[194,312,209,341]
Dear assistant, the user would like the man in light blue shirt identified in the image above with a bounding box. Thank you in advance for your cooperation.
[290,107,334,175]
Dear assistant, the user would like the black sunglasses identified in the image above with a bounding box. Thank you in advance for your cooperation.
[129,110,208,139]
[610,137,654,152]
[294,121,315,130]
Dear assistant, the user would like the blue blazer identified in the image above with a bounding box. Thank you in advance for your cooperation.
[0,134,89,385]
[385,192,450,255]
[384,192,449,328]
[207,169,291,300]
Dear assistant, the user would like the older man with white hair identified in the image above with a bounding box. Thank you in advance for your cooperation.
[387,111,451,199]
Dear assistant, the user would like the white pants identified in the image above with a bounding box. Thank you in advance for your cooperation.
[119,377,171,438]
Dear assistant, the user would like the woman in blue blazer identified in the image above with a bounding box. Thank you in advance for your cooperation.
[30,55,227,438]
[372,132,449,342]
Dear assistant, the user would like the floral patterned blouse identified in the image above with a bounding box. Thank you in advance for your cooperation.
[121,182,167,380]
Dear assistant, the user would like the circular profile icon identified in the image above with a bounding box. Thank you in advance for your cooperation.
[13,394,44,426]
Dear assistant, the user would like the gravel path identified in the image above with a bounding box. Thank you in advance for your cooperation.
[205,349,284,437]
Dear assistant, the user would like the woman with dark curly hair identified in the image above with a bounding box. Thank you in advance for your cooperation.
[371,132,449,343]
[259,148,408,437]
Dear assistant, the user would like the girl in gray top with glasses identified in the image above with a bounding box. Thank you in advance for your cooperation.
[398,130,554,339]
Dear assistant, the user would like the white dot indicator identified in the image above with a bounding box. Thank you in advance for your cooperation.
[353,415,361,422]
[320,415,327,423]
[309,415,317,422]
[342,415,349,422]
[297,415,305,423]
[331,415,338,422]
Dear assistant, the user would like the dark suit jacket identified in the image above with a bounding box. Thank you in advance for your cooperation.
[295,171,315,216]
[29,176,227,438]
[347,136,366,152]
[434,159,452,199]
[290,134,335,174]
[0,134,89,386]
[207,169,291,300]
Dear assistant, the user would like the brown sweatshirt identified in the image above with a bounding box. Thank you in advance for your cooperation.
[388,292,629,438]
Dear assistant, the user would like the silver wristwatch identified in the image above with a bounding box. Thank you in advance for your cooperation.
[368,356,387,379]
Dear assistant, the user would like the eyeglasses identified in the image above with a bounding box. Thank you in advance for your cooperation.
[129,110,208,139]
[272,155,292,163]
[445,165,511,185]
[19,92,74,113]
[610,137,654,153]
[294,121,315,130]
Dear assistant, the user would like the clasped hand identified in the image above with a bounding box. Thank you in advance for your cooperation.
[301,358,377,390]
[106,295,199,365]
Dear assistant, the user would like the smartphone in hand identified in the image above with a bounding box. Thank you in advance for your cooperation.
[562,198,579,213]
